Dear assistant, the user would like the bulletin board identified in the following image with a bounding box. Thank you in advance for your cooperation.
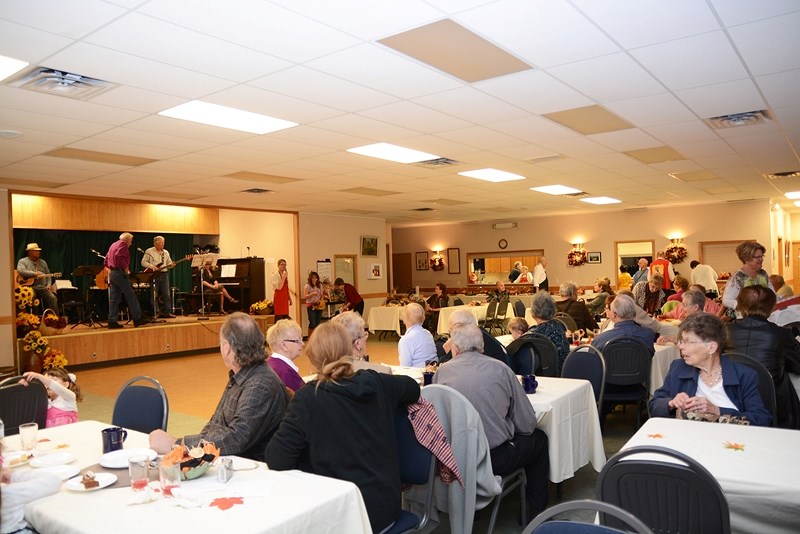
[316,259,333,285]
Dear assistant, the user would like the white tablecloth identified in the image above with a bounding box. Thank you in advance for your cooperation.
[437,304,489,335]
[527,377,606,483]
[651,344,681,395]
[6,421,371,534]
[367,305,403,335]
[657,319,680,339]
[622,418,800,534]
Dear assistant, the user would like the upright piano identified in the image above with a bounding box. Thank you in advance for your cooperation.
[215,257,266,310]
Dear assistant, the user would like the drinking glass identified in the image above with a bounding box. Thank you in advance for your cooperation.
[159,463,181,497]
[128,455,149,492]
[19,422,38,451]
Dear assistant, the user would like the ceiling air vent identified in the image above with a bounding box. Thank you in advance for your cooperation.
[563,191,588,198]
[10,67,117,100]
[242,188,273,194]
[766,171,800,180]
[704,110,770,130]
[413,207,436,211]
[414,157,460,168]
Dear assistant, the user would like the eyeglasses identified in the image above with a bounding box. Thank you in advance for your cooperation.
[283,339,303,345]
[677,339,709,346]
[751,255,764,260]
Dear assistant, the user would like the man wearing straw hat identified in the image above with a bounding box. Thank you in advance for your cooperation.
[16,243,58,311]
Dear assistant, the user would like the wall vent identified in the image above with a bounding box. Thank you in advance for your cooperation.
[414,157,459,168]
[10,67,117,100]
[704,110,770,129]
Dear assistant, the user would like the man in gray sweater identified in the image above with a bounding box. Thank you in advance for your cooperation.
[434,323,549,518]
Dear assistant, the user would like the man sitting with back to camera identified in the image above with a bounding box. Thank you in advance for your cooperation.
[591,294,656,355]
[434,322,549,519]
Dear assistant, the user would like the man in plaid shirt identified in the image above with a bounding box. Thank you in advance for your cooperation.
[150,313,289,461]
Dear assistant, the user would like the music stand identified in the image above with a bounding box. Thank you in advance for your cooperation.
[192,253,219,321]
[70,265,105,328]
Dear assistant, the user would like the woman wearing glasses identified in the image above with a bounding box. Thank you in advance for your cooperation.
[266,319,305,392]
[721,241,772,317]
[649,313,771,426]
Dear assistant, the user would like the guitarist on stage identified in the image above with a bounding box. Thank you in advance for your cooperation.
[16,243,58,311]
[141,235,176,318]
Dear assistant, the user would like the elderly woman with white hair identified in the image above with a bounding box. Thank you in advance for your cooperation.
[527,291,570,370]
[331,311,392,373]
[590,294,656,355]
[398,302,437,367]
[266,319,305,392]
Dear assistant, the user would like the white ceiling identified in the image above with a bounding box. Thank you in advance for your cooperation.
[1,0,799,226]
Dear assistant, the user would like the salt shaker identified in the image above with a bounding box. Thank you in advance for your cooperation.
[217,457,233,483]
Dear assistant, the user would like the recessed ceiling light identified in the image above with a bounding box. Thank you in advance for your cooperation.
[530,185,582,195]
[347,143,441,164]
[784,191,800,200]
[794,201,800,207]
[580,196,622,205]
[458,168,525,183]
[0,54,29,82]
[159,101,298,134]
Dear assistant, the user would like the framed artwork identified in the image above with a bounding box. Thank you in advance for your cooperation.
[368,263,383,279]
[416,251,429,271]
[447,247,461,274]
[587,251,602,264]
[360,236,378,257]
[334,254,357,286]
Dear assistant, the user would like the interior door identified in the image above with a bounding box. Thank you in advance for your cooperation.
[392,252,412,293]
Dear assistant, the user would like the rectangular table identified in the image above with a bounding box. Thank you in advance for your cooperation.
[6,421,371,534]
[437,304,489,335]
[622,418,800,534]
[527,377,606,483]
[367,305,403,336]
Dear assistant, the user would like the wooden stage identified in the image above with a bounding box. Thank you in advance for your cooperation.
[18,314,275,367]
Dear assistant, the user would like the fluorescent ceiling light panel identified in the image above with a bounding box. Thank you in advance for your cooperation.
[458,168,525,183]
[0,55,29,82]
[580,196,622,205]
[530,185,582,195]
[347,143,440,164]
[794,201,800,207]
[159,101,298,134]
[784,191,800,200]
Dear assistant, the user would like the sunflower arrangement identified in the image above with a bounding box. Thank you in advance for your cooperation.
[249,299,273,315]
[16,311,41,330]
[42,348,68,370]
[22,330,50,355]
[14,286,39,309]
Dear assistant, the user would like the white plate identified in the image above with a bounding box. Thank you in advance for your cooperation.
[30,452,76,468]
[65,473,117,492]
[4,451,33,468]
[99,448,157,469]
[40,464,80,481]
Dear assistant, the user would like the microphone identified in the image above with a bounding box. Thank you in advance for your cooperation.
[247,246,251,257]
[137,248,145,253]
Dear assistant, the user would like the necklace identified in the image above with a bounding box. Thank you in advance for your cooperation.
[700,367,722,387]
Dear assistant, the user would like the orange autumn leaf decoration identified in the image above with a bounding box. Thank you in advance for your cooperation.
[647,433,664,439]
[723,441,744,451]
[56,444,70,449]
[210,497,244,511]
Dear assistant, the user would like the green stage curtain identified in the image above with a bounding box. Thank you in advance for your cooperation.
[13,230,196,295]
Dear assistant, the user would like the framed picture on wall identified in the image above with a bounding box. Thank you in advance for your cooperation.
[368,263,383,279]
[587,251,602,264]
[360,236,378,257]
[416,252,429,271]
[447,248,461,274]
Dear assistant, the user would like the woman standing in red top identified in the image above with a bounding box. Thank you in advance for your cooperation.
[272,259,292,320]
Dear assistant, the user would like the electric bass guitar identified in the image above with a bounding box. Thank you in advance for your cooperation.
[14,270,62,287]
[143,255,193,273]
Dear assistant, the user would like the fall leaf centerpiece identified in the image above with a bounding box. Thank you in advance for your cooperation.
[162,439,221,480]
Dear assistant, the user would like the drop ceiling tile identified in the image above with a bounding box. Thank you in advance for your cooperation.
[672,139,737,159]
[674,79,766,118]
[547,53,663,102]
[630,31,749,91]
[645,121,719,145]
[475,70,594,115]
[571,0,720,49]
[436,126,525,150]
[140,0,359,62]
[0,20,73,63]
[270,125,368,152]
[94,127,216,153]
[456,0,620,68]
[0,0,126,39]
[487,116,579,145]
[65,139,179,160]
[727,11,800,76]
[756,69,800,108]
[89,86,185,114]
[604,93,697,127]
[123,115,255,144]
[589,128,661,151]
[205,85,341,124]
[359,101,472,133]
[250,66,399,113]
[539,137,614,158]
[709,0,800,26]
[308,114,420,142]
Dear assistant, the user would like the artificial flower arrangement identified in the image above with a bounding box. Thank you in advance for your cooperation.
[22,330,50,355]
[249,299,273,315]
[42,348,68,370]
[567,247,588,267]
[14,286,39,309]
[430,257,445,271]
[665,242,689,264]
[162,439,221,480]
[40,310,68,335]
[16,311,41,333]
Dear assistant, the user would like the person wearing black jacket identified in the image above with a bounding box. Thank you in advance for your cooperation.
[726,285,800,429]
[556,282,598,330]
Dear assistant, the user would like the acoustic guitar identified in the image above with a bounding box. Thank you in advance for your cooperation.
[143,254,193,273]
[14,270,62,288]
[95,267,109,290]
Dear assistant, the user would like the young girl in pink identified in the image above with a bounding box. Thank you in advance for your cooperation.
[22,367,83,427]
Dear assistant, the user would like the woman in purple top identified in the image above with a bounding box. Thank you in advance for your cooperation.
[266,319,305,392]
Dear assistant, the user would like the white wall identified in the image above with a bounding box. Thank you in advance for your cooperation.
[392,200,773,290]
[298,213,387,335]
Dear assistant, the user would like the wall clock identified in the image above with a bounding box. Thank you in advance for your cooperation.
[498,239,508,249]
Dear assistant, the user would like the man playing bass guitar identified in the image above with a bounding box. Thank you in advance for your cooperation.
[141,235,191,319]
